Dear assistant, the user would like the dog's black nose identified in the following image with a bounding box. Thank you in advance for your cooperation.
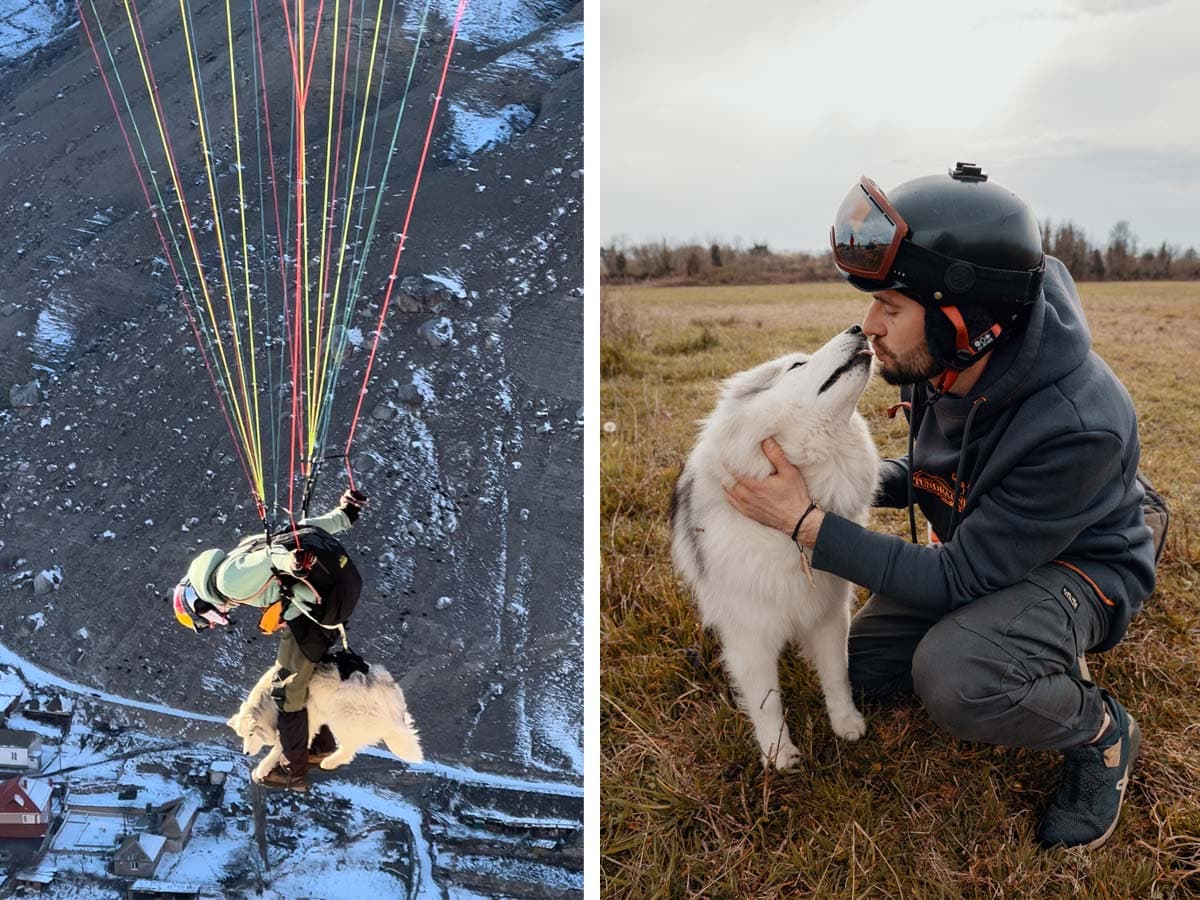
[846,324,863,335]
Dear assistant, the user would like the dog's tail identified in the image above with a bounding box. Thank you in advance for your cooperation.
[384,710,424,763]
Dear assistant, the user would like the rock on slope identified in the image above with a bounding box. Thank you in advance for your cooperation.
[0,0,582,780]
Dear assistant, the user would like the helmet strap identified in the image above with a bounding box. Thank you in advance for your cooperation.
[930,304,1004,399]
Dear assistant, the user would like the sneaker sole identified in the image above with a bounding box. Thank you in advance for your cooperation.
[1084,716,1140,850]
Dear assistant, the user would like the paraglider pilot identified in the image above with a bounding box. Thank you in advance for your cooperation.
[172,488,368,790]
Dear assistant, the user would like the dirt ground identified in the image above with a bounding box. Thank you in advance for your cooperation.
[0,0,582,783]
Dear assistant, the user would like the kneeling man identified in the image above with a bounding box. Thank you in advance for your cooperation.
[726,164,1155,849]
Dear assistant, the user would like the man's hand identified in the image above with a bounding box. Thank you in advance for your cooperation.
[339,488,368,524]
[724,438,824,545]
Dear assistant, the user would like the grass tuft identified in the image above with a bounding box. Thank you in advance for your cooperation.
[602,281,1200,898]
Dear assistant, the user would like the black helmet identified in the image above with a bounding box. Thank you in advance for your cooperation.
[831,163,1046,380]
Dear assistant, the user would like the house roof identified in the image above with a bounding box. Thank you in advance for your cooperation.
[119,832,167,860]
[129,879,202,893]
[0,777,51,812]
[166,797,201,826]
[0,729,40,748]
[13,866,56,885]
[137,833,167,858]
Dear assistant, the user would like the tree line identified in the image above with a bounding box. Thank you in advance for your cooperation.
[601,220,1200,285]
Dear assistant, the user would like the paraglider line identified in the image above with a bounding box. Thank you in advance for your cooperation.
[76,2,260,504]
[344,0,470,475]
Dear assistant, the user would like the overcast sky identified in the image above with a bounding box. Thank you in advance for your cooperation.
[601,0,1200,253]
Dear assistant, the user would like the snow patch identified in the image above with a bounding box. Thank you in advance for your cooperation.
[448,102,535,159]
[423,271,467,298]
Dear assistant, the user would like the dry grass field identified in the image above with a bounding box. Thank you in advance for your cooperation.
[600,281,1200,898]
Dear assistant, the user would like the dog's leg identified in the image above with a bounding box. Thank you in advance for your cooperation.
[720,629,801,770]
[383,728,424,764]
[806,600,867,741]
[254,745,283,780]
[318,747,357,770]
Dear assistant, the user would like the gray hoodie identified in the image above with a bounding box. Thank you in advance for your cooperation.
[813,256,1155,651]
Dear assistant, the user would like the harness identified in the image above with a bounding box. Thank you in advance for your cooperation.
[211,533,355,653]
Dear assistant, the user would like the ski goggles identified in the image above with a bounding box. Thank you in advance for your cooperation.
[830,176,908,281]
[172,580,230,633]
[830,175,1045,306]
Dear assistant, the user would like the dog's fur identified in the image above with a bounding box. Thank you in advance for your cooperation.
[227,661,423,780]
[671,327,880,769]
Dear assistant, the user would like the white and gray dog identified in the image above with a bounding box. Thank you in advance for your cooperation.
[227,661,423,780]
[671,326,880,769]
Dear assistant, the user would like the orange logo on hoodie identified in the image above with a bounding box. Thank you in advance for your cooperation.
[912,470,968,512]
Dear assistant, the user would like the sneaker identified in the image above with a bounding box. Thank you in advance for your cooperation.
[254,764,309,793]
[1037,691,1139,849]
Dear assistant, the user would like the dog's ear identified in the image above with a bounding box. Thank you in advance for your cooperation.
[225,715,238,729]
[722,360,784,402]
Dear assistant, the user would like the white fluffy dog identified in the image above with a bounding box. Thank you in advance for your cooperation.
[227,661,424,780]
[671,326,880,770]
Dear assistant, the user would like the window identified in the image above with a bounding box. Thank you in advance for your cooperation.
[130,861,139,871]
[8,752,16,761]
[20,815,35,824]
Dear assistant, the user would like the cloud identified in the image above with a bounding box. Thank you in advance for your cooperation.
[601,0,1200,250]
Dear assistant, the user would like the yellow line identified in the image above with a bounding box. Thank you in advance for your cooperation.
[311,0,342,444]
[119,0,255,468]
[225,0,265,496]
[176,0,259,481]
[314,0,387,439]
[296,0,315,468]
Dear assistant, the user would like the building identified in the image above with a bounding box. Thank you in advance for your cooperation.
[11,864,57,894]
[128,879,204,899]
[0,729,42,771]
[112,832,167,879]
[157,797,200,852]
[0,776,52,839]
[21,692,74,726]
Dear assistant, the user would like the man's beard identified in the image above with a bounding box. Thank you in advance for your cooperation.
[874,342,942,386]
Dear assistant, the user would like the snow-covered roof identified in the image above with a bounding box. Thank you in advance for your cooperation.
[0,776,50,812]
[20,778,51,810]
[0,728,40,748]
[168,797,201,826]
[13,866,56,885]
[129,880,202,893]
[134,832,167,858]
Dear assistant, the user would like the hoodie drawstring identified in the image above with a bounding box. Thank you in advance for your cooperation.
[946,396,988,538]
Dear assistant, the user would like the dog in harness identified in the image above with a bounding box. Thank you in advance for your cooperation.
[172,489,368,790]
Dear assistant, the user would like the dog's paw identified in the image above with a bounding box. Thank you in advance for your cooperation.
[762,740,803,771]
[830,708,867,741]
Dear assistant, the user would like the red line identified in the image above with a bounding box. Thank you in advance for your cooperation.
[77,2,260,506]
[314,0,356,395]
[344,0,470,477]
[279,0,300,98]
[302,0,329,107]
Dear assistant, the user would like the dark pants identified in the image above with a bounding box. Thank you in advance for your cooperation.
[270,630,337,775]
[849,564,1111,752]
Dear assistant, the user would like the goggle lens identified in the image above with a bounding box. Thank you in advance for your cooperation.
[830,177,908,280]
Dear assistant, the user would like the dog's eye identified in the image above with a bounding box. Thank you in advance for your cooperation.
[788,360,806,370]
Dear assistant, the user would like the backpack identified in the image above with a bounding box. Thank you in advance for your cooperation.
[244,526,363,661]
[1137,472,1170,568]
